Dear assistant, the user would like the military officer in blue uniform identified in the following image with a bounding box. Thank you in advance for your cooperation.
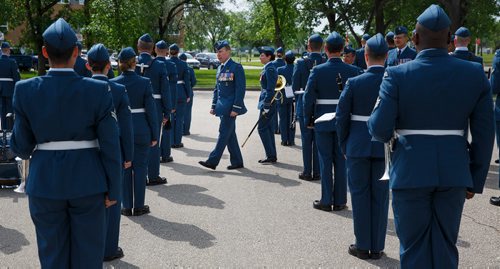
[73,41,92,77]
[451,27,483,65]
[336,33,389,260]
[385,31,395,50]
[386,26,417,66]
[112,47,158,217]
[353,34,370,70]
[303,31,361,212]
[87,43,133,262]
[169,43,192,148]
[276,50,295,146]
[292,34,325,181]
[10,18,122,268]
[257,46,279,164]
[180,53,196,135]
[343,46,364,74]
[199,40,246,170]
[490,49,500,207]
[273,47,286,68]
[368,5,494,268]
[135,33,169,186]
[0,41,20,129]
[155,40,178,163]
[271,47,285,135]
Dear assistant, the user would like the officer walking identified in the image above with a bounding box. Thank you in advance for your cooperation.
[87,43,133,262]
[10,18,122,268]
[303,32,361,212]
[292,34,325,181]
[277,50,295,146]
[336,33,389,260]
[490,48,500,207]
[155,40,178,163]
[368,5,494,268]
[180,53,197,136]
[198,40,246,170]
[169,43,192,148]
[0,41,20,129]
[112,47,158,217]
[386,26,417,66]
[451,27,483,65]
[73,41,92,77]
[353,34,370,70]
[135,34,169,186]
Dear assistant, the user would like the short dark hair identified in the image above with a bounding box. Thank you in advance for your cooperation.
[365,46,386,61]
[285,56,295,64]
[325,43,343,53]
[263,51,275,61]
[386,36,395,45]
[169,50,179,56]
[119,58,135,72]
[88,58,110,72]
[309,40,323,51]
[137,40,154,51]
[44,41,75,65]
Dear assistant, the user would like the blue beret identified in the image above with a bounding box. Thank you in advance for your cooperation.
[308,34,323,44]
[455,27,470,38]
[284,50,295,60]
[179,53,187,61]
[258,46,274,55]
[417,4,451,32]
[139,33,153,43]
[394,26,408,35]
[385,31,394,39]
[366,33,388,55]
[169,43,179,51]
[118,47,136,61]
[362,34,371,41]
[42,18,77,50]
[276,47,283,54]
[87,43,109,62]
[343,46,355,54]
[214,40,229,51]
[325,31,344,47]
[1,42,10,49]
[156,40,168,49]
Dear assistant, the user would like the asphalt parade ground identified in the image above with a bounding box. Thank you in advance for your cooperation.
[1,90,499,268]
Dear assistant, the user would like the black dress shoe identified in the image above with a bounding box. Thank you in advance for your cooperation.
[160,156,173,163]
[172,143,184,148]
[312,174,320,181]
[183,132,191,136]
[133,205,150,216]
[258,157,277,164]
[104,247,124,262]
[121,208,132,216]
[227,164,244,170]
[298,172,313,181]
[280,141,288,146]
[348,244,370,260]
[313,200,332,212]
[333,204,348,211]
[490,196,500,206]
[199,161,216,170]
[147,176,167,186]
[370,250,385,260]
[274,131,281,135]
[496,159,499,164]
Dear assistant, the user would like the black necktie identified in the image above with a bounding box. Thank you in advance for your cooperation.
[397,49,401,59]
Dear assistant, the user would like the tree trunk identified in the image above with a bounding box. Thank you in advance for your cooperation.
[374,0,386,34]
[269,0,284,48]
[83,0,93,48]
[438,0,467,33]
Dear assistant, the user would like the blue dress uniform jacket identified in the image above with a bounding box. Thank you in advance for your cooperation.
[156,56,177,159]
[258,62,278,159]
[277,63,295,144]
[354,48,367,70]
[386,46,417,66]
[273,58,286,69]
[451,49,483,65]
[490,50,500,188]
[170,56,192,146]
[303,57,361,206]
[368,48,494,268]
[184,66,196,134]
[0,54,20,128]
[74,56,92,77]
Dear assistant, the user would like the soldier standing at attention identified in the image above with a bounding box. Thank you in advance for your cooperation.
[10,18,122,268]
[135,33,170,186]
[180,53,196,136]
[451,27,483,65]
[303,32,361,212]
[271,46,285,135]
[0,41,20,129]
[490,48,500,207]
[277,50,296,146]
[353,34,370,70]
[336,33,389,260]
[368,5,494,268]
[198,40,246,170]
[112,47,158,217]
[386,26,417,66]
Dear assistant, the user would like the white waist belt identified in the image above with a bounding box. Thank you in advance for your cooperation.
[131,108,146,113]
[316,99,339,105]
[177,81,185,84]
[351,115,370,122]
[36,139,99,150]
[0,78,14,82]
[153,94,162,99]
[295,88,305,95]
[396,129,464,136]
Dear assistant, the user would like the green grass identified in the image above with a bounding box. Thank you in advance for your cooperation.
[232,56,264,67]
[193,69,261,88]
[482,53,494,66]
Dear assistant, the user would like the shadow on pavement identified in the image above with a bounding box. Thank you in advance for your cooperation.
[165,162,224,179]
[0,189,27,203]
[174,147,220,159]
[103,260,140,269]
[221,168,302,188]
[185,134,217,143]
[365,255,400,268]
[129,215,216,249]
[0,225,30,255]
[150,184,225,209]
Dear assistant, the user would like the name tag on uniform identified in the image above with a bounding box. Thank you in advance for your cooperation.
[284,86,294,98]
[219,72,234,82]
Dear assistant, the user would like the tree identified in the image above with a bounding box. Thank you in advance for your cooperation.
[184,7,231,51]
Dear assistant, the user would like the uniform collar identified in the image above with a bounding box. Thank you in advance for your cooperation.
[220,58,232,66]
[264,61,273,68]
[455,47,468,52]
[397,45,408,53]
[416,48,449,59]
[328,57,343,63]
[367,65,385,73]
[49,68,75,72]
[92,74,108,81]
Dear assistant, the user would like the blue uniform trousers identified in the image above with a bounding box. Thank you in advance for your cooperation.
[161,127,172,158]
[148,100,163,179]
[392,187,465,269]
[258,109,277,158]
[272,102,280,133]
[316,131,347,206]
[104,170,124,257]
[1,96,12,129]
[123,141,150,209]
[346,157,388,252]
[183,98,193,135]
[29,193,106,269]
[206,115,244,166]
[278,102,295,144]
[172,102,186,145]
[298,116,319,176]
[496,121,500,187]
